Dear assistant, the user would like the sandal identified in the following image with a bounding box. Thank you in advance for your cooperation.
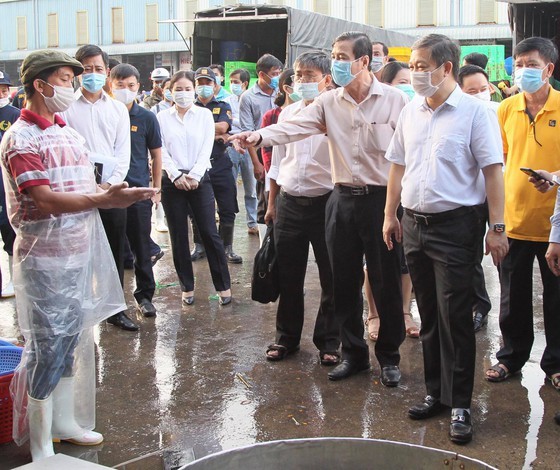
[404,312,420,338]
[365,316,379,342]
[319,352,340,366]
[546,373,560,390]
[265,344,299,361]
[486,363,515,382]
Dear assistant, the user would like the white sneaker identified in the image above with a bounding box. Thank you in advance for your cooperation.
[1,281,15,298]
[155,223,168,233]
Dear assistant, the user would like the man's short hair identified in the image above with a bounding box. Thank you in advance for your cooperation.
[412,34,460,81]
[372,41,389,56]
[75,44,109,68]
[333,32,373,70]
[108,57,121,69]
[110,63,140,82]
[458,65,489,87]
[294,51,331,75]
[230,68,250,85]
[23,66,60,100]
[210,64,224,76]
[514,36,559,65]
[463,52,488,70]
[256,54,283,75]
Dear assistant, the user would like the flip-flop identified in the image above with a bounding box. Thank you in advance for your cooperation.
[265,344,299,361]
[319,352,340,366]
[486,363,515,382]
[365,317,379,341]
[404,312,420,338]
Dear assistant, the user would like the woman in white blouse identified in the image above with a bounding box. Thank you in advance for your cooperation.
[157,71,232,305]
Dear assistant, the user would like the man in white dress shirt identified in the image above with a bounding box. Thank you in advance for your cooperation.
[383,34,509,444]
[263,51,339,364]
[62,44,137,331]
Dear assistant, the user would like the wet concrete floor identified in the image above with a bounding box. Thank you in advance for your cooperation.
[1,202,559,469]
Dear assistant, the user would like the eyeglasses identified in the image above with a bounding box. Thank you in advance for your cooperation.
[291,73,325,84]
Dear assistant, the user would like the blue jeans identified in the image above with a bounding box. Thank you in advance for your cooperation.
[228,147,258,228]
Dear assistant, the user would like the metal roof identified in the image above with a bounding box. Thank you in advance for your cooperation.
[392,24,512,41]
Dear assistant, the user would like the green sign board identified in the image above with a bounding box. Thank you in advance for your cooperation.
[224,61,258,92]
[460,45,510,82]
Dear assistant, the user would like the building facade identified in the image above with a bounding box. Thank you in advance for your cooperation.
[0,0,511,89]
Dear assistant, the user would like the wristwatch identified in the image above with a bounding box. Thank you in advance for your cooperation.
[492,223,506,233]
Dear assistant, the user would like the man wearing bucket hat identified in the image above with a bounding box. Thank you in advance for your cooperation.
[0,70,19,299]
[0,49,156,462]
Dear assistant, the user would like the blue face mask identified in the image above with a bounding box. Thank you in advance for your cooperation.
[164,89,173,101]
[331,57,362,87]
[515,66,548,94]
[196,85,214,99]
[230,83,244,96]
[395,83,415,99]
[288,85,302,102]
[266,73,280,91]
[82,73,106,93]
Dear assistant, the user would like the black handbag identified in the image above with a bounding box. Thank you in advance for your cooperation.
[251,225,280,303]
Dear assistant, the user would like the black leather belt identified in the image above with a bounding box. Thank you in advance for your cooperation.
[404,205,482,226]
[336,184,384,196]
[280,188,331,206]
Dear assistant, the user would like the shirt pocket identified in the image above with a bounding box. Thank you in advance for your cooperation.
[432,134,468,163]
[364,123,394,154]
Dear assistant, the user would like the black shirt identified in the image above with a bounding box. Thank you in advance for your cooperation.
[194,97,232,160]
[0,104,21,141]
[126,101,162,188]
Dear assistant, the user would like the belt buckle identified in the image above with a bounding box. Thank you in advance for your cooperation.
[413,213,430,225]
[350,186,367,196]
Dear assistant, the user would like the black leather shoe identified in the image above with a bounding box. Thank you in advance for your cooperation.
[328,359,370,381]
[449,409,473,444]
[408,395,445,420]
[107,311,139,331]
[219,295,232,306]
[473,311,488,332]
[380,365,401,387]
[138,299,157,317]
[225,246,243,264]
[190,244,206,261]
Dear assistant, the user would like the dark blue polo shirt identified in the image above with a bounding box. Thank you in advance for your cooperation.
[0,104,21,141]
[195,97,232,160]
[126,101,162,188]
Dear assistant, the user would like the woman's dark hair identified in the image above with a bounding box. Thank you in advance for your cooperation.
[274,68,294,107]
[380,61,409,84]
[169,70,195,90]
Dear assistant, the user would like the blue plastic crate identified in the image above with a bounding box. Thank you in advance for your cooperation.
[0,344,22,377]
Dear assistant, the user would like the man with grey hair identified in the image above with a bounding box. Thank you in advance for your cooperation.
[383,34,508,444]
[263,51,339,364]
[231,31,408,385]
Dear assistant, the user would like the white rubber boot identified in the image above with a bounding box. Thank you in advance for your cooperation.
[155,204,168,232]
[27,394,55,461]
[1,255,14,298]
[51,377,103,445]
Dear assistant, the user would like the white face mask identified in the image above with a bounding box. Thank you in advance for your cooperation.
[410,63,446,98]
[173,90,195,109]
[0,97,9,108]
[472,89,491,102]
[370,56,384,74]
[41,82,77,113]
[113,88,137,105]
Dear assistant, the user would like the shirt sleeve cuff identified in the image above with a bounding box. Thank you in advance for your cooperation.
[550,224,560,244]
[267,166,279,180]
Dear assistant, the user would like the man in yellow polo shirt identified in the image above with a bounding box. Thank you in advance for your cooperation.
[487,37,560,389]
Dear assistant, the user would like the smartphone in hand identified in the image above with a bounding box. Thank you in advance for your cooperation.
[520,167,553,185]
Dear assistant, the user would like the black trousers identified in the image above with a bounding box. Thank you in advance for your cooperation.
[126,199,155,303]
[256,149,268,224]
[497,238,560,376]
[473,204,491,315]
[209,153,238,226]
[99,208,127,287]
[274,191,339,354]
[403,206,485,408]
[161,173,230,292]
[325,187,404,365]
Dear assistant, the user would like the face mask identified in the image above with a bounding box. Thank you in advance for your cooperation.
[265,74,280,91]
[0,97,9,108]
[173,90,195,109]
[331,57,363,87]
[164,89,173,101]
[472,89,491,102]
[230,83,244,96]
[81,73,106,93]
[514,66,548,94]
[41,82,77,113]
[299,81,322,101]
[215,76,223,85]
[370,56,384,74]
[410,63,445,98]
[196,85,214,99]
[113,88,137,105]
[288,84,302,102]
[395,83,415,99]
